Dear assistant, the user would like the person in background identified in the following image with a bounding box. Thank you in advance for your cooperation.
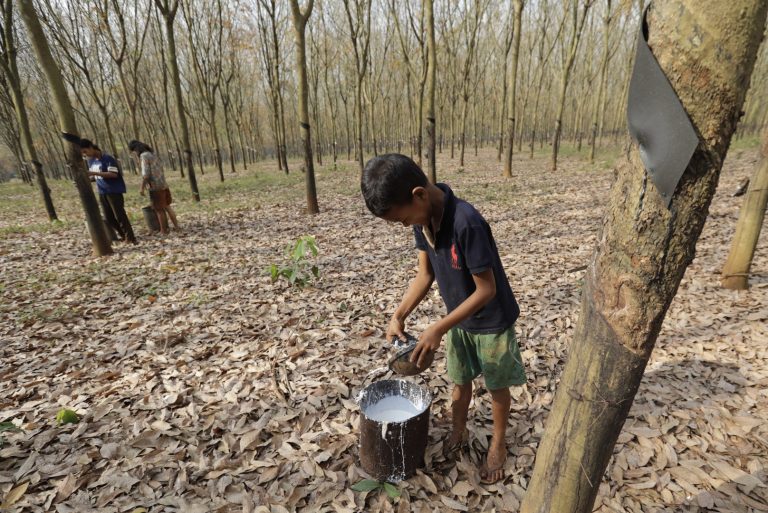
[129,140,179,235]
[80,138,137,244]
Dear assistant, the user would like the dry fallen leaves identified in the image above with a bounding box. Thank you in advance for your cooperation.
[1,149,766,512]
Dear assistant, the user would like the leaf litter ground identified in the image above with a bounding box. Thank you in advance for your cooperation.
[1,146,766,512]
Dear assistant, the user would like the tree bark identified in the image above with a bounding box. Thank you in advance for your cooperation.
[424,0,436,184]
[355,75,365,170]
[155,0,199,201]
[289,0,319,215]
[261,0,289,173]
[343,0,372,173]
[721,128,768,290]
[320,22,339,166]
[589,0,612,163]
[223,101,237,174]
[496,2,515,163]
[210,107,224,182]
[503,0,523,177]
[458,0,482,168]
[256,1,285,173]
[236,118,249,171]
[182,0,225,182]
[551,1,591,172]
[0,0,57,221]
[520,2,767,512]
[19,0,112,255]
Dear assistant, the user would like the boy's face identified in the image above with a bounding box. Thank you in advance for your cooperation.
[81,147,97,159]
[381,186,431,227]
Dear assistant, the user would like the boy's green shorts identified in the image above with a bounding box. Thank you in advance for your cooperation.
[446,325,526,390]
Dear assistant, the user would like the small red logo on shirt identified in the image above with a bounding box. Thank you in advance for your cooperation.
[450,243,460,270]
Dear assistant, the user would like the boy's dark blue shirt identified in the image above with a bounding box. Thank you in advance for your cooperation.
[88,153,126,195]
[413,183,519,334]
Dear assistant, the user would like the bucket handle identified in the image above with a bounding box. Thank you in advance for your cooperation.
[354,336,400,404]
[354,366,391,405]
[355,333,428,404]
[354,367,432,406]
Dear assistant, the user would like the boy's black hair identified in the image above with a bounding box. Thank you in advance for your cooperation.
[79,138,95,149]
[361,153,428,216]
[128,139,153,154]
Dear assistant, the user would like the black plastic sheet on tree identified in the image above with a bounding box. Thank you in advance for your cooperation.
[627,9,698,208]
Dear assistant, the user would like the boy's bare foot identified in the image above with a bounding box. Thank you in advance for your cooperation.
[479,438,507,484]
[442,427,469,459]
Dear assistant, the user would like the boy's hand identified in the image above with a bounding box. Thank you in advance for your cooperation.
[386,315,406,343]
[410,325,443,369]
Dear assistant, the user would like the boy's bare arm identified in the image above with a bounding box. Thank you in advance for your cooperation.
[387,251,434,340]
[88,170,118,179]
[411,269,496,367]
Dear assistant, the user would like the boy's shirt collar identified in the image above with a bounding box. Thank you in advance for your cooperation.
[422,183,455,248]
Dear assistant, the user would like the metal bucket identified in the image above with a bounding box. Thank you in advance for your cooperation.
[358,379,432,481]
[85,218,119,241]
[142,206,160,232]
[101,217,119,241]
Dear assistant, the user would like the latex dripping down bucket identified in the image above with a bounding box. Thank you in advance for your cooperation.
[358,379,432,481]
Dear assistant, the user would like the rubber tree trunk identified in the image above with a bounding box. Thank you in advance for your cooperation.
[270,85,284,172]
[424,0,436,184]
[204,103,225,183]
[266,2,290,174]
[529,71,545,159]
[0,0,57,221]
[365,83,378,157]
[117,66,140,140]
[321,45,338,165]
[458,3,481,168]
[721,128,768,290]
[416,71,426,167]
[157,2,199,201]
[497,54,508,163]
[459,92,468,167]
[503,0,523,178]
[11,86,59,221]
[236,120,249,171]
[404,73,414,158]
[223,103,237,174]
[551,1,589,172]
[450,97,455,159]
[589,0,612,164]
[289,0,319,215]
[355,76,364,172]
[520,2,767,512]
[343,97,351,161]
[277,79,290,173]
[18,0,112,256]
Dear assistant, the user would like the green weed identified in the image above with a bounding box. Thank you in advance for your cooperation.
[269,236,319,288]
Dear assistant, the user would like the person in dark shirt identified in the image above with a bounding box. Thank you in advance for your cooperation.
[80,139,136,244]
[361,154,525,484]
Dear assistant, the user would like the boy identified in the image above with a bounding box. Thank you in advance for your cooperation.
[80,139,137,244]
[361,154,525,484]
[128,139,180,234]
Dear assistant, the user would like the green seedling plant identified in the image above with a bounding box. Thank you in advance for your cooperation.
[56,409,79,425]
[269,236,319,288]
[351,479,401,500]
[0,421,21,446]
